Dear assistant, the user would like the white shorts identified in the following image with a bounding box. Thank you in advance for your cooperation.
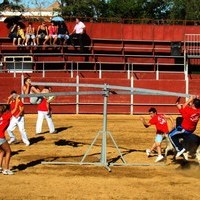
[49,34,57,39]
[26,34,36,39]
[30,97,42,104]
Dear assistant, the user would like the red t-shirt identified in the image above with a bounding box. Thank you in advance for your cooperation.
[179,105,200,132]
[149,114,169,134]
[37,98,48,111]
[10,99,24,117]
[0,111,12,138]
[48,25,57,35]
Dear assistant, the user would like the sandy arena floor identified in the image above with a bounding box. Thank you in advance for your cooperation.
[0,114,199,200]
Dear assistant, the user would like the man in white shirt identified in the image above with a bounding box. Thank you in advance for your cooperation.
[69,18,86,52]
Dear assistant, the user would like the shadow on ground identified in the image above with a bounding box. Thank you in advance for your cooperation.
[11,149,25,157]
[12,159,44,171]
[56,126,73,133]
[29,136,45,145]
[55,139,83,147]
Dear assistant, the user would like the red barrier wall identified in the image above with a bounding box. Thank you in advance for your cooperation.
[1,21,200,41]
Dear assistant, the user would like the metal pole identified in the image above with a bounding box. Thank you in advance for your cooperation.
[100,85,109,165]
[99,62,102,79]
[76,74,79,114]
[21,73,24,103]
[70,61,73,78]
[127,63,130,80]
[42,61,45,78]
[185,62,189,101]
[22,61,24,72]
[14,61,16,78]
[130,75,134,115]
[156,62,159,80]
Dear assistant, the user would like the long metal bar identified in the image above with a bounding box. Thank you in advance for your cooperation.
[19,90,189,99]
[20,91,105,98]
[32,82,191,98]
[41,161,165,167]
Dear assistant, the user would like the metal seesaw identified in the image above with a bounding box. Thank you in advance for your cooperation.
[22,82,191,171]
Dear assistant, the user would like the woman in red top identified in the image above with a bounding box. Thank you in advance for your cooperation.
[0,102,19,175]
[48,22,58,45]
[140,107,174,162]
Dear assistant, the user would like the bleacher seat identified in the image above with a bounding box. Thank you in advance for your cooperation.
[0,21,198,114]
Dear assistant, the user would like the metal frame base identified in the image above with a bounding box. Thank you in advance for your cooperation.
[41,86,166,171]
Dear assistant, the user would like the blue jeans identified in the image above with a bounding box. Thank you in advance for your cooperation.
[168,126,192,151]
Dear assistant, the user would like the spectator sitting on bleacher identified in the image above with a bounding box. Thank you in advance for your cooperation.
[57,23,69,45]
[24,22,36,46]
[69,17,86,52]
[8,23,17,46]
[36,22,49,45]
[16,24,25,46]
[48,21,58,45]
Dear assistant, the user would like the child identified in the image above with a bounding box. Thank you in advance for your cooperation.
[140,107,174,162]
[23,77,55,104]
[16,25,25,46]
[7,90,30,146]
[0,102,19,175]
[169,96,200,158]
[36,86,56,134]
[23,77,43,104]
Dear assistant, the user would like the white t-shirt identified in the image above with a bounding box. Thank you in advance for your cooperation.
[74,22,86,34]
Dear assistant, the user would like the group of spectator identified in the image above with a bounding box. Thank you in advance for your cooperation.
[8,18,86,52]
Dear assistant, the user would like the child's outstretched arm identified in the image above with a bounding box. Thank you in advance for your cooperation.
[182,95,196,108]
[140,116,151,128]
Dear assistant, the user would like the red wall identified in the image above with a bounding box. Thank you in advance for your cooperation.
[89,23,200,41]
[1,21,200,41]
[1,21,200,114]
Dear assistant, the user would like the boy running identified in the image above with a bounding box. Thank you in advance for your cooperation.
[140,107,174,162]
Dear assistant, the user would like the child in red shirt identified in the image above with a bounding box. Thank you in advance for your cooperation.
[0,102,19,175]
[169,96,200,158]
[36,87,56,134]
[140,107,174,162]
[7,90,30,146]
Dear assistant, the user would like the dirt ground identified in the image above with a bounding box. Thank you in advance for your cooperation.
[0,114,199,200]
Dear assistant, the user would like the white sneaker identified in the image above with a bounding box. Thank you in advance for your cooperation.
[50,130,58,134]
[146,149,151,157]
[2,169,14,175]
[8,138,16,144]
[176,148,186,158]
[183,152,189,160]
[24,141,30,146]
[155,155,164,162]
